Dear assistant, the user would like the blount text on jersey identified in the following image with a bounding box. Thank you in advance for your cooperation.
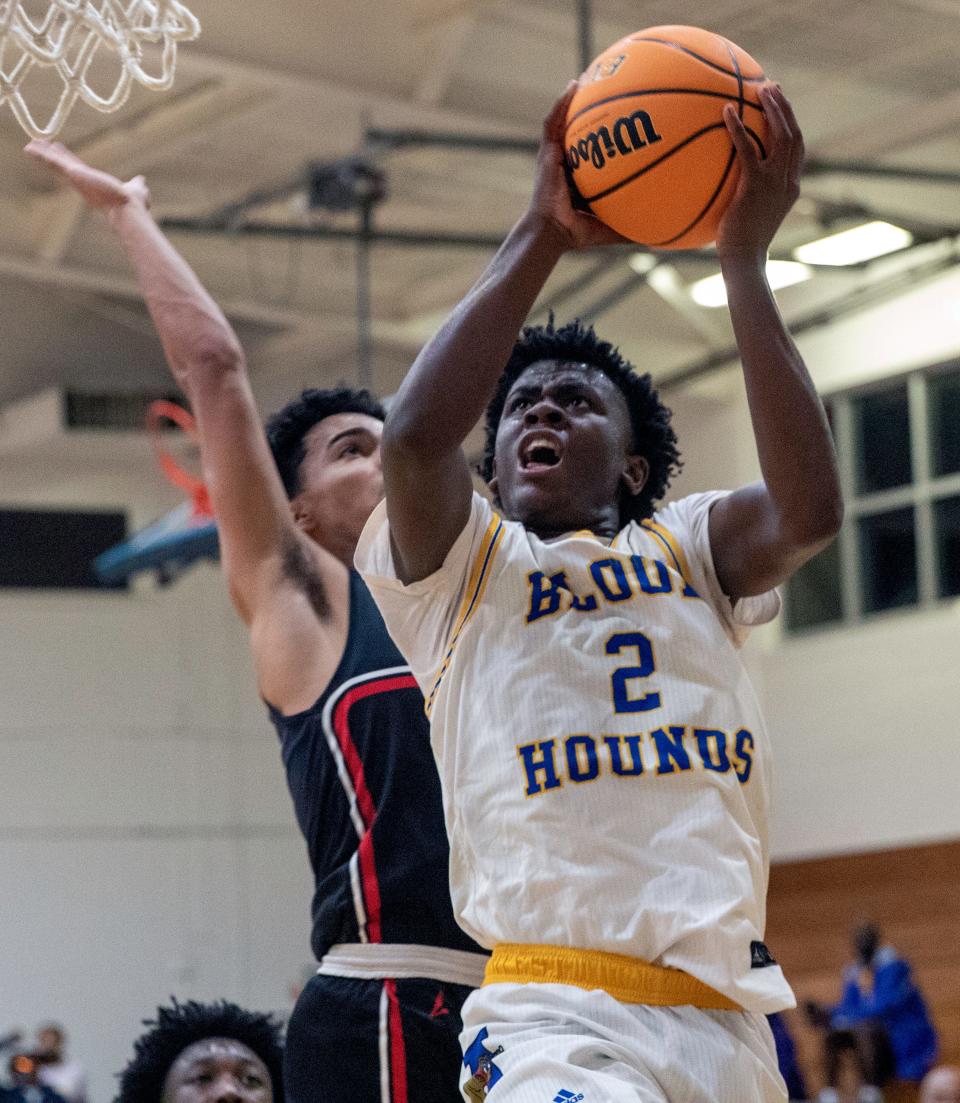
[526,553,700,623]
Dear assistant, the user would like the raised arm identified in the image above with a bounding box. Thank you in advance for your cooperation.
[707,85,844,600]
[25,142,343,704]
[381,85,625,583]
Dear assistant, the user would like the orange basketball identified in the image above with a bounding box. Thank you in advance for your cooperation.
[565,25,768,250]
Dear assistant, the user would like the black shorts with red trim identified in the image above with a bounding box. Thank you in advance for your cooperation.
[285,971,473,1103]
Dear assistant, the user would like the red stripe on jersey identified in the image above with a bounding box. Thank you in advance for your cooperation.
[384,979,409,1103]
[332,673,419,943]
[331,674,418,827]
[358,829,382,942]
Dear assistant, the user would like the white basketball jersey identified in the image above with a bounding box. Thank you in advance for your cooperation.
[355,489,796,1013]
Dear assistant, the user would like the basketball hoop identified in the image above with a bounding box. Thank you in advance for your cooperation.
[146,398,212,521]
[93,398,217,586]
[0,0,201,139]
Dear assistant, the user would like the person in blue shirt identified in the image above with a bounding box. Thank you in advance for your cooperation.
[767,1013,807,1101]
[829,922,938,1083]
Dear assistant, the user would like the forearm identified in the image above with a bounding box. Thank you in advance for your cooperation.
[109,202,244,393]
[109,197,298,595]
[385,212,566,460]
[722,250,843,545]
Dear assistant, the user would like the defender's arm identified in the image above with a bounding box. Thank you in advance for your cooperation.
[25,143,344,705]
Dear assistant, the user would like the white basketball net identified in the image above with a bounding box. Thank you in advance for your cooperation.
[0,0,200,138]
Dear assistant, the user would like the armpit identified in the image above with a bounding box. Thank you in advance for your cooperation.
[281,534,330,620]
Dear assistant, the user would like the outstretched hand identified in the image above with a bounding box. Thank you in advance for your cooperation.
[715,81,804,258]
[528,82,631,251]
[25,140,150,216]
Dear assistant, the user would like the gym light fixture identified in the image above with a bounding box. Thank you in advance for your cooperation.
[793,221,914,266]
[628,252,659,276]
[689,260,812,308]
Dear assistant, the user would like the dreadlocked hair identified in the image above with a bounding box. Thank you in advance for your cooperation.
[266,386,385,498]
[481,317,682,524]
[115,998,284,1103]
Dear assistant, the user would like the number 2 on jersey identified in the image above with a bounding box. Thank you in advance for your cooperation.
[607,631,661,713]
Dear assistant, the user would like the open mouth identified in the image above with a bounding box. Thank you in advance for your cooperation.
[519,434,563,472]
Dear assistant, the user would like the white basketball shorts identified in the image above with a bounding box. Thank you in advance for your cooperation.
[459,982,787,1103]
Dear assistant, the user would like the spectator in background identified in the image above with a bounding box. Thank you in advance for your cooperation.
[768,1012,808,1101]
[2,1054,67,1103]
[831,923,938,1083]
[34,1025,85,1103]
[921,1066,960,1103]
[817,1030,883,1103]
[116,1000,283,1103]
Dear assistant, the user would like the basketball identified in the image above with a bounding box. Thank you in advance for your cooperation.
[565,25,769,249]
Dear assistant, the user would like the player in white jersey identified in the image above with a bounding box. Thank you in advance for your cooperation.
[355,81,843,1103]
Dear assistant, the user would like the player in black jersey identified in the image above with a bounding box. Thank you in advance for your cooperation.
[28,140,488,1103]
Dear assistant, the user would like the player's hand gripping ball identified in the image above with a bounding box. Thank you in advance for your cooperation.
[565,25,769,249]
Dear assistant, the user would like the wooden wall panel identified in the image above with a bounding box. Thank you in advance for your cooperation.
[767,840,960,1100]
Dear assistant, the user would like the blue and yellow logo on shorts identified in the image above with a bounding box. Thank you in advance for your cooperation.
[463,1028,504,1100]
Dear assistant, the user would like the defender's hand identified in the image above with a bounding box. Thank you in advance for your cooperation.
[25,140,150,215]
[715,82,804,259]
[528,83,631,251]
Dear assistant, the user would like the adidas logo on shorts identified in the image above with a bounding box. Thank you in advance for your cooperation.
[553,1091,585,1103]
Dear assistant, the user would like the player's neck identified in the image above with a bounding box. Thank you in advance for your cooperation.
[310,528,357,570]
[524,517,621,542]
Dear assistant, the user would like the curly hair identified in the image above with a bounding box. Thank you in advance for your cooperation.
[481,317,682,524]
[265,386,385,498]
[115,999,284,1103]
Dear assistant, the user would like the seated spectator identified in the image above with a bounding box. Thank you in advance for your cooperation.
[768,1011,808,1101]
[817,1030,883,1103]
[921,1066,960,1103]
[811,922,938,1084]
[34,1025,85,1103]
[116,1000,283,1103]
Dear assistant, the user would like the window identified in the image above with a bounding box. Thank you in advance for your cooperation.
[935,495,960,598]
[0,509,128,590]
[853,383,911,493]
[785,362,960,632]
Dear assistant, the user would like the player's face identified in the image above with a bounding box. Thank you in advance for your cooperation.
[491,360,648,538]
[162,1040,272,1103]
[292,412,384,563]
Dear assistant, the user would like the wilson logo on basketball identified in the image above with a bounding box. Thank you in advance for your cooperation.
[589,54,627,81]
[566,109,663,172]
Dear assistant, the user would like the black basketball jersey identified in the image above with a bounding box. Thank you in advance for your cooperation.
[267,570,482,961]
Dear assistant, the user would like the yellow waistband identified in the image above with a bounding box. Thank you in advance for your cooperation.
[483,943,741,1010]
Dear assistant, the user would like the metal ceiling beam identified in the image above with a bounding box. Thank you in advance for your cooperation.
[805,158,960,187]
[366,127,539,155]
[156,214,724,273]
[159,217,508,250]
[577,0,593,73]
[364,132,960,188]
